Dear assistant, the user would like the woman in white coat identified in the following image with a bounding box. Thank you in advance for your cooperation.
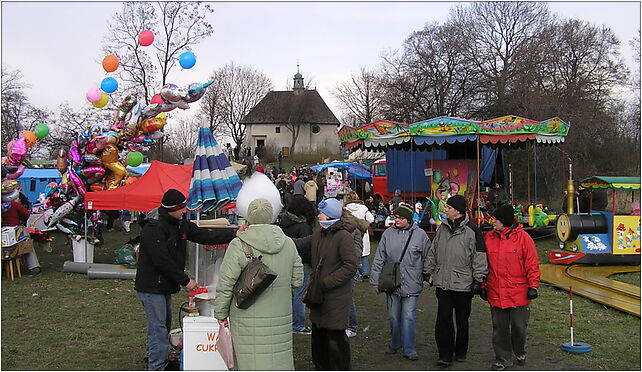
[343,191,375,278]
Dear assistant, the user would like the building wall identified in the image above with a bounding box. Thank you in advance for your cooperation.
[245,123,340,153]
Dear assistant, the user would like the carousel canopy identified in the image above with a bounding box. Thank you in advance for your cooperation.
[338,115,570,150]
[579,176,641,190]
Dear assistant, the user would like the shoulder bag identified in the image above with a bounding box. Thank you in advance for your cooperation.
[378,229,415,293]
[233,241,277,309]
[301,252,325,308]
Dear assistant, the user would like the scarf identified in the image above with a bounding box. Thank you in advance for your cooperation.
[319,218,339,229]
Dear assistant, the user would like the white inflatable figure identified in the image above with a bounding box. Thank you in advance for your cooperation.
[236,172,282,223]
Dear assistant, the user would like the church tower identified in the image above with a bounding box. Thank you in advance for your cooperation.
[293,61,304,95]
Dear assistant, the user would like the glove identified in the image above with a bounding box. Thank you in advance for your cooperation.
[471,280,482,295]
[527,287,538,300]
[480,288,488,301]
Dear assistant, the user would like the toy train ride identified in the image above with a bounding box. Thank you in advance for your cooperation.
[550,176,641,265]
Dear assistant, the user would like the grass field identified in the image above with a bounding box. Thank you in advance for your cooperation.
[1,226,640,370]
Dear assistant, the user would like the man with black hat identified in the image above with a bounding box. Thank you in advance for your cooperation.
[423,194,488,367]
[370,202,431,361]
[135,189,236,370]
[482,204,540,371]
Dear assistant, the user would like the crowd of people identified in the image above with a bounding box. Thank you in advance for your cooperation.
[134,169,541,370]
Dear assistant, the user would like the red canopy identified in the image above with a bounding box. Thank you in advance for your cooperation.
[84,161,192,212]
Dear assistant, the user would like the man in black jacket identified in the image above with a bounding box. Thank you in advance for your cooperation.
[135,189,235,370]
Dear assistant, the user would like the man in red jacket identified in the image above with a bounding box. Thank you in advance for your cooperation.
[482,204,540,371]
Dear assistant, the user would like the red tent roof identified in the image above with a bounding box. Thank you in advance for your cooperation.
[84,161,192,212]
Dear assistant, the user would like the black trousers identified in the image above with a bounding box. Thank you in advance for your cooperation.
[311,323,351,370]
[435,288,473,362]
[490,305,530,365]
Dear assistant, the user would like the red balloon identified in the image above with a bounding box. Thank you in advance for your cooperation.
[150,94,164,104]
[138,30,154,46]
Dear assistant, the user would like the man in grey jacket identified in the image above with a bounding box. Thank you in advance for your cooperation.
[370,203,431,361]
[423,194,488,367]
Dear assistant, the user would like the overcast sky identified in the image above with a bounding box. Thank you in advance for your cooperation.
[1,1,640,122]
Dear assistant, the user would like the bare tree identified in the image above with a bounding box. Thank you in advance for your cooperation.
[102,2,214,105]
[451,2,553,117]
[1,66,50,156]
[164,116,200,162]
[199,62,272,153]
[42,104,106,158]
[332,66,385,126]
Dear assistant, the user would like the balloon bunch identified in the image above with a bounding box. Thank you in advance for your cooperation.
[41,28,210,235]
[1,124,50,180]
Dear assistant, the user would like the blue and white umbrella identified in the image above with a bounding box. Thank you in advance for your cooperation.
[187,125,242,212]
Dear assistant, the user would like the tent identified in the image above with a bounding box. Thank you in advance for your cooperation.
[309,162,372,179]
[84,161,192,212]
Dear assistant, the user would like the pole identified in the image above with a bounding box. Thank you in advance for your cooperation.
[569,286,575,346]
[84,210,88,263]
[476,136,481,224]
[527,148,531,205]
[533,142,537,202]
[195,211,200,284]
[508,163,513,202]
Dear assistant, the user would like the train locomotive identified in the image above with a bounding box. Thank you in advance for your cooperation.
[550,176,641,265]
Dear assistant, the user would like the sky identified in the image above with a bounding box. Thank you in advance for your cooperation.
[1,1,640,123]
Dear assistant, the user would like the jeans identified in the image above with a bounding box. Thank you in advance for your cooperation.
[137,292,172,371]
[292,273,310,331]
[435,288,473,362]
[359,256,370,276]
[348,297,358,331]
[386,293,419,357]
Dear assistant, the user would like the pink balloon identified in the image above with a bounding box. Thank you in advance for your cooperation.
[67,169,86,196]
[69,141,82,165]
[79,167,106,179]
[138,30,154,46]
[86,87,103,103]
[150,94,164,105]
[6,165,25,179]
[7,137,28,166]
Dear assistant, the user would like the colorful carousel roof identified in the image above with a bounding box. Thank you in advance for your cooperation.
[338,115,570,150]
[579,176,641,190]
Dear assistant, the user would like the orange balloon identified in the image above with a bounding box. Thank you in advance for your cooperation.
[89,183,105,192]
[20,131,37,147]
[102,55,119,73]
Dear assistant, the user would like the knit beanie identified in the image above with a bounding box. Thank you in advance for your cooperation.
[394,203,414,222]
[446,194,467,215]
[246,198,273,224]
[161,189,187,211]
[318,198,342,219]
[493,204,515,227]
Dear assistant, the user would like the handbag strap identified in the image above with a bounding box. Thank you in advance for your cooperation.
[398,229,415,263]
[239,240,255,259]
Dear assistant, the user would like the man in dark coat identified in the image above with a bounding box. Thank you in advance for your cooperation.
[293,198,359,370]
[135,189,235,370]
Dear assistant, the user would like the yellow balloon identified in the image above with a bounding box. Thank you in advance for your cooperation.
[156,112,167,120]
[92,93,109,108]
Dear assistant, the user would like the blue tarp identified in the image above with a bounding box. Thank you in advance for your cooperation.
[386,148,447,194]
[309,162,372,179]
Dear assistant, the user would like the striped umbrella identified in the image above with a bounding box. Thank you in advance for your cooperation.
[187,125,242,212]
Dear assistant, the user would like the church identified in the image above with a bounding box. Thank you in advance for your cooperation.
[240,67,341,155]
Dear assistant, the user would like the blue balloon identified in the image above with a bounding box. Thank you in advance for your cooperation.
[179,51,196,69]
[101,77,118,93]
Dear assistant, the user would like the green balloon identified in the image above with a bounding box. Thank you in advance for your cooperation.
[126,151,144,167]
[34,123,49,139]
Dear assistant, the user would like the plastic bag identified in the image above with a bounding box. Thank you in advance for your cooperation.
[236,172,282,223]
[217,326,235,370]
[114,243,136,265]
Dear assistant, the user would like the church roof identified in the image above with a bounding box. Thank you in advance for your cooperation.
[240,90,340,125]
